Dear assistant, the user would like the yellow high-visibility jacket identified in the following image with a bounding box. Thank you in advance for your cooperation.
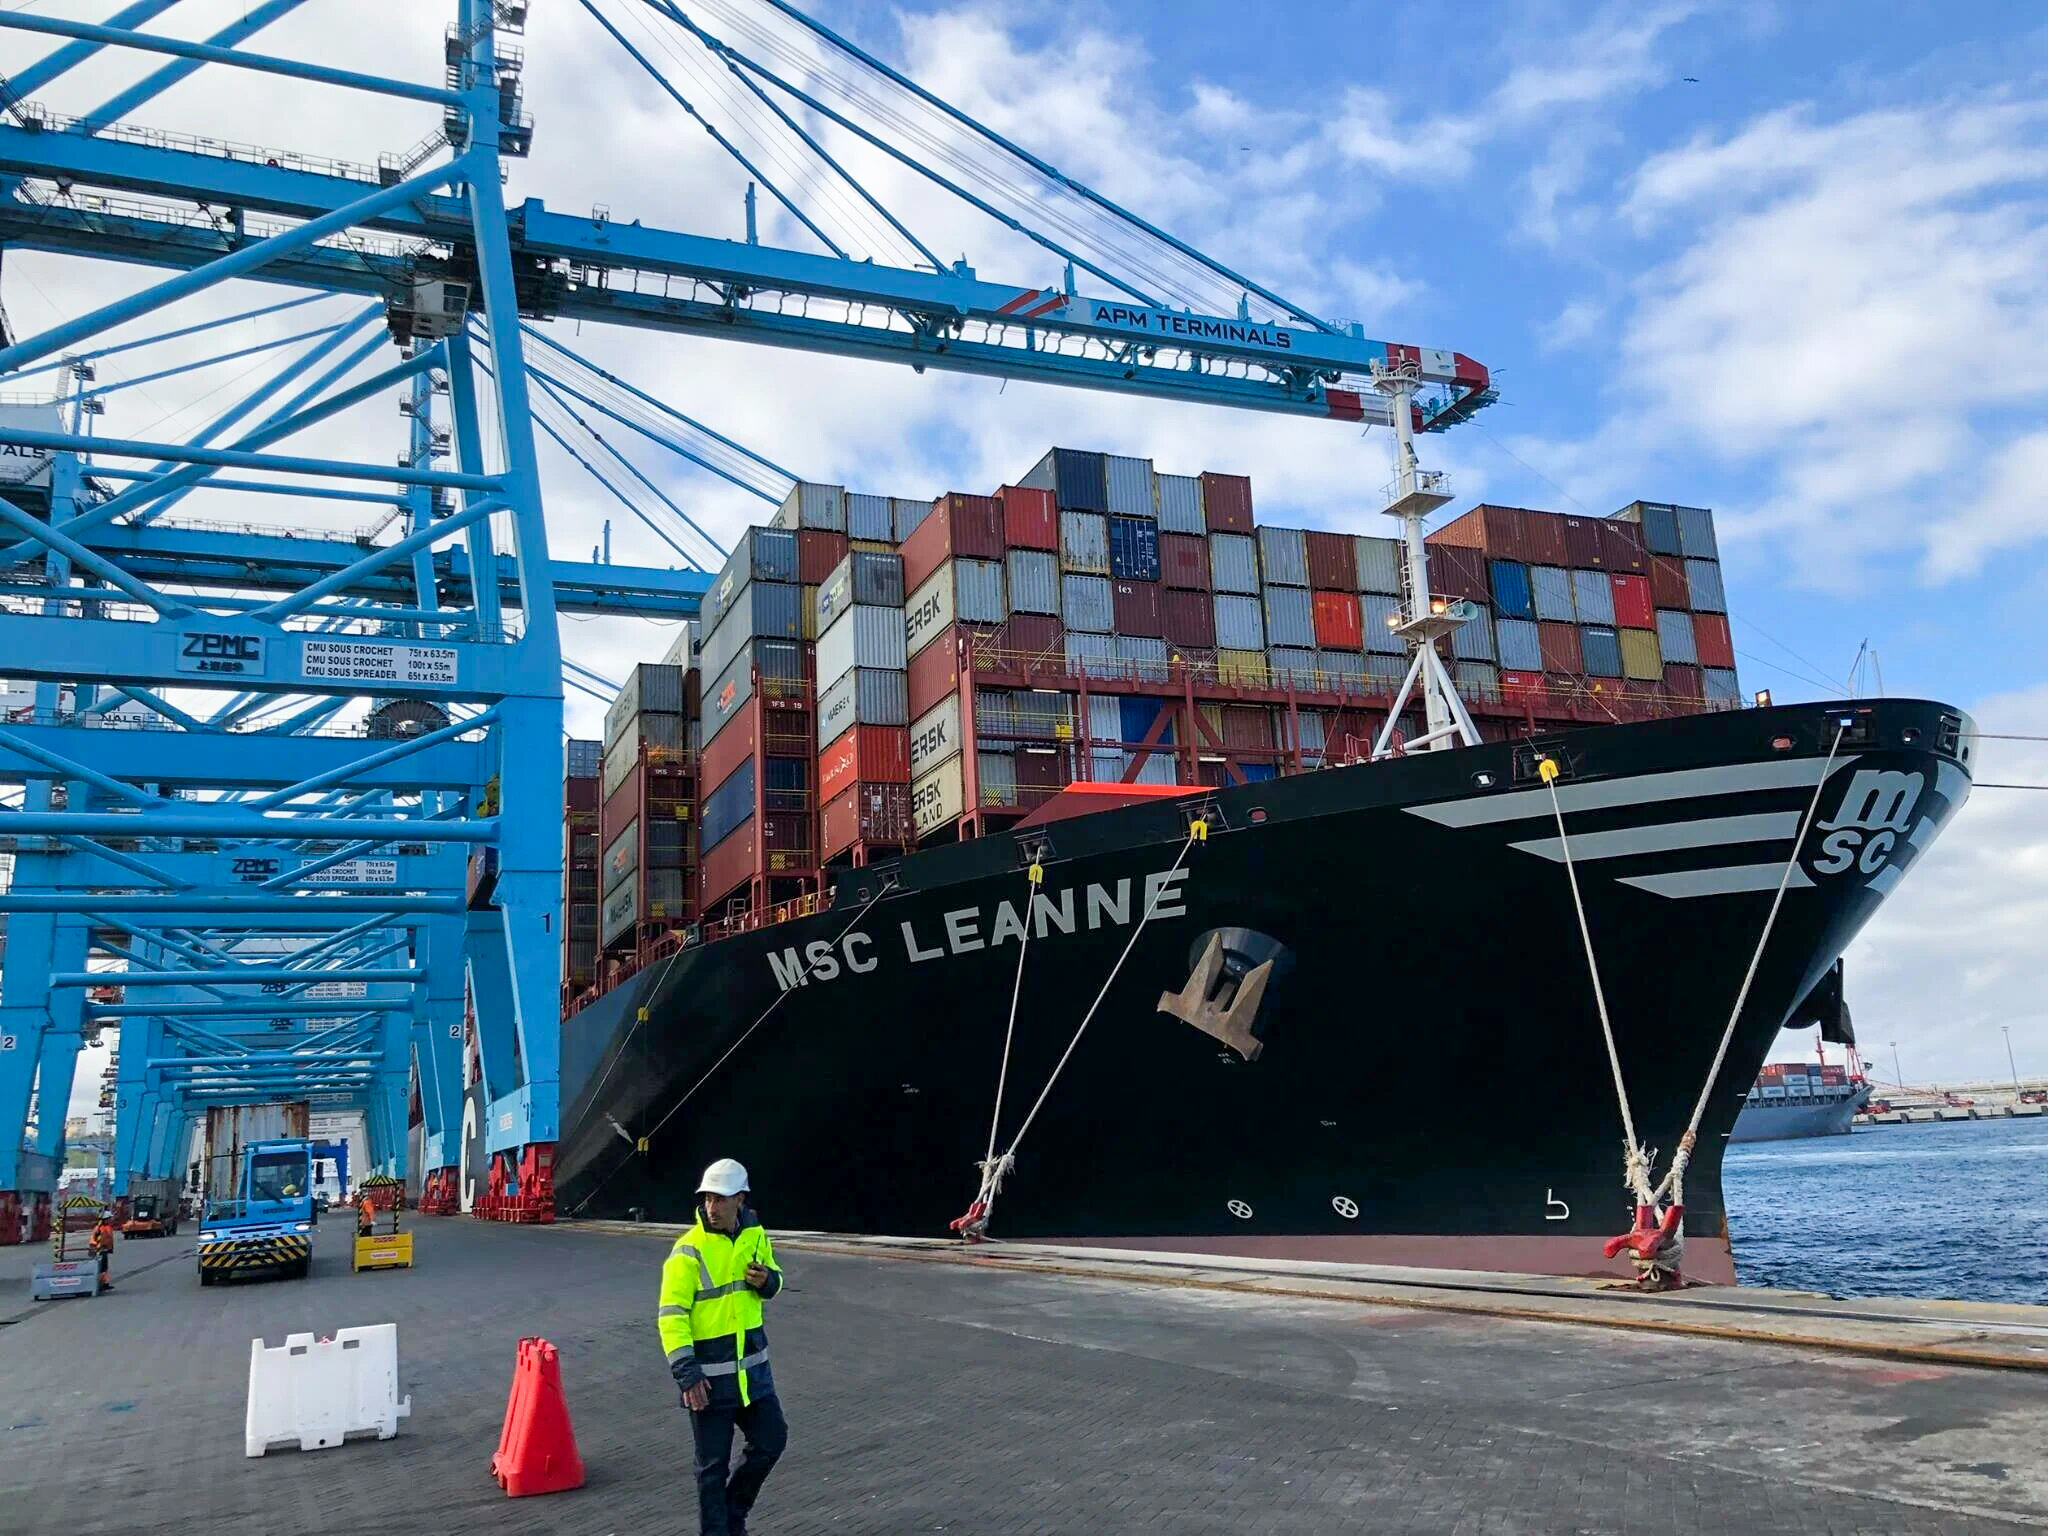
[657,1209,783,1406]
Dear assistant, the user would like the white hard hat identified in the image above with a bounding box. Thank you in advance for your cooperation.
[697,1158,749,1197]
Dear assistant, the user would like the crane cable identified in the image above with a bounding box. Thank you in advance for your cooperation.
[952,823,1206,1240]
[1539,721,1848,1223]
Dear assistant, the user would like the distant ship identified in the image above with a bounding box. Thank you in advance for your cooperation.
[1730,1055,1871,1142]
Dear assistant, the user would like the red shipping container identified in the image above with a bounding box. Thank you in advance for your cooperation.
[1161,587,1216,648]
[1304,530,1358,590]
[797,529,850,585]
[996,613,1062,659]
[1220,704,1276,751]
[1311,590,1363,651]
[1111,579,1164,636]
[1200,471,1253,533]
[1537,621,1582,674]
[567,776,599,814]
[1424,543,1490,602]
[698,711,760,804]
[997,485,1057,551]
[901,492,1004,592]
[1663,663,1704,700]
[1521,511,1569,567]
[699,817,758,910]
[820,781,911,860]
[1171,645,1219,684]
[1159,532,1212,590]
[1559,516,1604,568]
[1610,572,1654,629]
[1013,745,1071,791]
[1693,611,1734,669]
[819,724,911,801]
[1648,554,1690,610]
[1500,670,1545,704]
[908,628,964,719]
[1599,519,1648,573]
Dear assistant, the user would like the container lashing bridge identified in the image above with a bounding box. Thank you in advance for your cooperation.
[0,0,1492,1238]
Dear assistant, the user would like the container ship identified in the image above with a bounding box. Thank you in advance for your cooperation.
[1731,1052,1872,1142]
[548,447,1971,1283]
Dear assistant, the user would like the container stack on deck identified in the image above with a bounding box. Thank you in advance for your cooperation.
[564,448,1739,1004]
[562,738,601,1001]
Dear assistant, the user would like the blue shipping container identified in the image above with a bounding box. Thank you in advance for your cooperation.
[1489,560,1534,620]
[1581,625,1623,678]
[1108,516,1162,582]
[1496,616,1542,671]
[1062,574,1114,633]
[1120,695,1175,746]
[1684,559,1726,612]
[1531,566,1576,621]
[701,758,757,852]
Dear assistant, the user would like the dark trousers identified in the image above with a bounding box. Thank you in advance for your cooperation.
[689,1391,787,1535]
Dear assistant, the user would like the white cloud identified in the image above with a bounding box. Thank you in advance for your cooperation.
[1540,296,1607,351]
[1921,430,2048,582]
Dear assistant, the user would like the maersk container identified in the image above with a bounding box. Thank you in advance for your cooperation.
[1676,505,1718,560]
[1108,516,1162,582]
[1269,647,1318,688]
[1104,454,1156,517]
[1316,649,1366,686]
[1496,617,1542,672]
[603,663,687,747]
[1210,532,1259,594]
[1656,609,1698,665]
[700,758,758,854]
[1262,585,1314,649]
[1685,558,1726,612]
[1489,560,1535,620]
[1156,473,1203,534]
[814,550,905,633]
[1450,604,1496,662]
[1213,592,1266,651]
[816,667,908,747]
[1018,446,1109,513]
[906,558,1006,657]
[1703,667,1741,706]
[1115,634,1170,683]
[1580,625,1623,678]
[1059,511,1111,574]
[1062,573,1114,633]
[1354,536,1403,595]
[1064,630,1117,678]
[1571,568,1616,625]
[1531,565,1576,621]
[1005,549,1061,616]
[1257,525,1309,587]
[775,480,847,532]
[845,491,895,541]
[910,695,962,780]
[1159,532,1210,591]
[1120,695,1175,747]
[1619,627,1663,681]
[817,605,907,693]
[1360,593,1404,654]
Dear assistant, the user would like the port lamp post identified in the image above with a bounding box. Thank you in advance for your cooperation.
[2002,1025,2020,1092]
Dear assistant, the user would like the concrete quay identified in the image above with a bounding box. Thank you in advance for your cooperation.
[3,1217,2045,1534]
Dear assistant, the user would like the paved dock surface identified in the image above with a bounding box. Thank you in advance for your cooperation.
[3,1220,2045,1535]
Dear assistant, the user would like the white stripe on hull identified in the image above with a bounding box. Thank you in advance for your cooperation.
[1408,755,1849,829]
[1508,811,1802,864]
[1618,864,1817,899]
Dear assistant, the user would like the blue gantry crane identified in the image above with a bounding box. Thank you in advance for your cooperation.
[0,0,1493,1239]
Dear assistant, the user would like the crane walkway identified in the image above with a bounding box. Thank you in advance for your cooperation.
[2,1220,2045,1534]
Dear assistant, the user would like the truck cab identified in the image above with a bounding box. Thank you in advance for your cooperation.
[196,1138,316,1285]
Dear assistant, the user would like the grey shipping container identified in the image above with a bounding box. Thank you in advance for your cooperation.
[1104,454,1156,517]
[1455,660,1500,701]
[1262,585,1315,649]
[1116,633,1169,683]
[1156,473,1203,534]
[1704,667,1741,705]
[1257,526,1309,587]
[977,687,1071,742]
[1210,532,1260,594]
[845,491,895,541]
[774,480,847,532]
[1086,693,1122,744]
[894,495,933,541]
[1581,625,1623,677]
[658,621,697,670]
[1361,593,1404,654]
[906,558,1007,657]
[977,749,1019,807]
[602,718,687,799]
[1295,709,1329,756]
[817,604,908,692]
[701,527,799,634]
[1365,651,1408,686]
[816,667,909,746]
[1062,573,1114,633]
[1450,604,1496,662]
[1059,511,1111,574]
[1005,549,1061,615]
[1316,649,1367,686]
[1571,568,1617,625]
[1531,565,1576,621]
[1354,536,1403,595]
[1676,505,1718,560]
[603,663,687,747]
[1496,617,1543,671]
[1684,559,1726,612]
[697,581,804,688]
[565,738,602,780]
[1065,631,1118,679]
[1129,751,1178,787]
[700,638,806,747]
[1269,647,1319,688]
[1656,609,1698,665]
[815,549,905,632]
[1213,592,1266,651]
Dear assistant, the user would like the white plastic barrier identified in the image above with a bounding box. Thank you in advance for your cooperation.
[245,1324,413,1456]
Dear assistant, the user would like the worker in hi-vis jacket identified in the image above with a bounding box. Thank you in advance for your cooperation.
[657,1158,787,1536]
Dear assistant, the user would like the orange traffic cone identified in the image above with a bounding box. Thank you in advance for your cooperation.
[491,1337,586,1497]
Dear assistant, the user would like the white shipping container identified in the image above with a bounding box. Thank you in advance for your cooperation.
[1156,473,1203,534]
[1086,749,1126,782]
[1257,526,1309,587]
[910,756,964,837]
[1210,532,1260,594]
[1129,750,1178,786]
[1354,536,1404,595]
[905,561,1002,655]
[817,604,907,693]
[1059,511,1111,574]
[1104,454,1156,517]
[775,480,847,531]
[910,694,963,780]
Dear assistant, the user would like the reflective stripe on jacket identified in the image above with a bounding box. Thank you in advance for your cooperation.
[656,1208,783,1406]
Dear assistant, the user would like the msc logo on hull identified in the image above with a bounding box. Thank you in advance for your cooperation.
[1809,768,1923,879]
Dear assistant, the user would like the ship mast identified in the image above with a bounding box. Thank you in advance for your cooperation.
[1369,362,1482,757]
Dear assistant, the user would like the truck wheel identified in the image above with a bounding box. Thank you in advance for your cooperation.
[292,1257,311,1279]
[199,1269,215,1287]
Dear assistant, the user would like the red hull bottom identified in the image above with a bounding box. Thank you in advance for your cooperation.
[1028,1232,1737,1287]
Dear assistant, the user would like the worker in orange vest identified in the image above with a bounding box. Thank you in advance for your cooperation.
[356,1192,377,1238]
[88,1215,115,1291]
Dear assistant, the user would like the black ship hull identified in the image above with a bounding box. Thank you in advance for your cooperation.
[552,699,1970,1282]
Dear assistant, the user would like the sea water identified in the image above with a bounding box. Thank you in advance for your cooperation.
[1722,1114,2048,1304]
